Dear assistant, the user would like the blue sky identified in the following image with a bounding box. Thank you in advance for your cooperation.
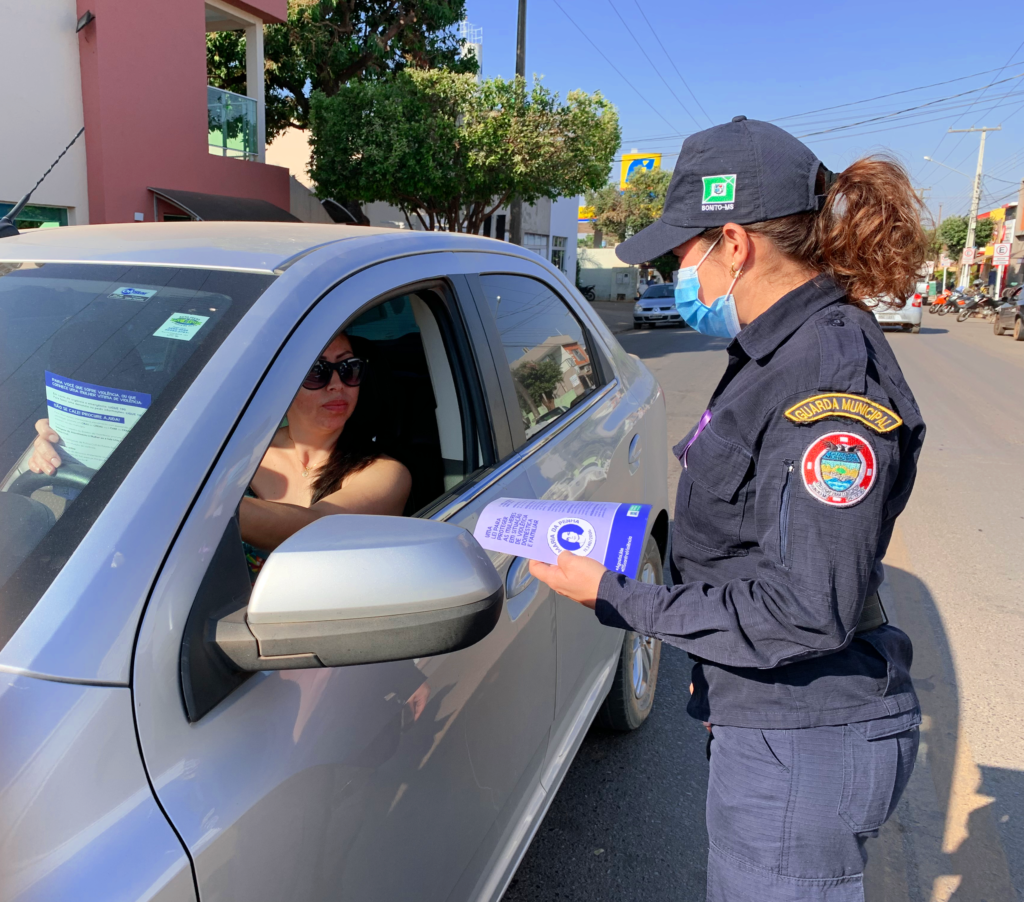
[464,0,1024,224]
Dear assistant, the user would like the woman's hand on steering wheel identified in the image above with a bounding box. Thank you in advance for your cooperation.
[28,419,62,476]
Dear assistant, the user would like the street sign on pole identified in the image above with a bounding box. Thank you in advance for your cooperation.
[939,253,952,268]
[993,243,1011,266]
[962,247,976,265]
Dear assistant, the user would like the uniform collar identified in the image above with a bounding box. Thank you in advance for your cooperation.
[734,275,847,362]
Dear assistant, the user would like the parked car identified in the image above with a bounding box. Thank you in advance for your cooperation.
[633,283,683,328]
[869,292,923,333]
[0,223,670,902]
[994,285,1024,340]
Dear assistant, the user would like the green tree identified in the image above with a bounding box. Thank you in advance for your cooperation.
[937,215,995,260]
[513,358,564,413]
[587,168,677,278]
[207,0,477,142]
[309,70,620,232]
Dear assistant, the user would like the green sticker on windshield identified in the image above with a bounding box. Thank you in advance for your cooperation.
[153,312,210,341]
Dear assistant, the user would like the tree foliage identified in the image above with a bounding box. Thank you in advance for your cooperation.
[206,0,477,142]
[587,168,677,278]
[589,168,671,242]
[309,70,620,232]
[936,215,994,260]
[513,359,564,410]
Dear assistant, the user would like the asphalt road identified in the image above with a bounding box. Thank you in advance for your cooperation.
[504,305,1024,902]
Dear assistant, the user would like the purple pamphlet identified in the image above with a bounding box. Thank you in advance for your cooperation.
[473,498,652,580]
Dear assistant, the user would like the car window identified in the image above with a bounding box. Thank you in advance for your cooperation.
[641,284,674,300]
[479,274,602,442]
[0,262,274,606]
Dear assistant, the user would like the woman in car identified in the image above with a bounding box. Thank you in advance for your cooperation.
[29,331,411,574]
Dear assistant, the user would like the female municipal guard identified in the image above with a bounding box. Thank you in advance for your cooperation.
[530,117,926,901]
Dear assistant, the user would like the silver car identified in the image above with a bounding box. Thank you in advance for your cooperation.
[869,291,923,333]
[0,223,669,902]
[633,283,683,328]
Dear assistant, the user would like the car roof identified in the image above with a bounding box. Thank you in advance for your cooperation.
[0,221,498,273]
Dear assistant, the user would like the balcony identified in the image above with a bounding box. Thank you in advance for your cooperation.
[208,86,257,161]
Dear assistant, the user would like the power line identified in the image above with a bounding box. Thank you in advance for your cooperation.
[550,0,685,136]
[773,64,1024,124]
[929,38,1024,160]
[605,0,703,129]
[631,0,714,127]
[794,72,1024,138]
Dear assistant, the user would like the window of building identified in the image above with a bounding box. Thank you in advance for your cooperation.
[0,204,68,229]
[523,233,548,259]
[479,274,601,442]
[551,236,567,272]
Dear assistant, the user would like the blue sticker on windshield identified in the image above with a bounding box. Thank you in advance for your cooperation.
[108,286,157,301]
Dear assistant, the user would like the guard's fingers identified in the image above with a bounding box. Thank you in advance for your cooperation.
[528,559,559,582]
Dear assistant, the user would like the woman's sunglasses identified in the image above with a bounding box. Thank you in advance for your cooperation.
[301,356,368,390]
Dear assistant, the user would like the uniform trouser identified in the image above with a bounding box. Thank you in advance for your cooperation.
[705,721,919,902]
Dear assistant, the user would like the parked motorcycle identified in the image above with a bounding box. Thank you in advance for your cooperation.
[578,284,596,303]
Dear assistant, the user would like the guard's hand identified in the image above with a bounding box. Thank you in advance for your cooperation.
[28,419,62,475]
[529,552,607,609]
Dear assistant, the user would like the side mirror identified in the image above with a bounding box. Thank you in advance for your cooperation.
[213,515,503,672]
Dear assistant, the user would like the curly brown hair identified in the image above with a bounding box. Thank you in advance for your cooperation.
[701,156,928,309]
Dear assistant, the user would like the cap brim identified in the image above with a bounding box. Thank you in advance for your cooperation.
[614,219,704,265]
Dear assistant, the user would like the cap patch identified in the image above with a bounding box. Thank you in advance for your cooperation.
[701,175,735,211]
[801,432,877,507]
[784,393,902,434]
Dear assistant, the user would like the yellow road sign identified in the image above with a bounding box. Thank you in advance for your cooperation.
[620,153,662,190]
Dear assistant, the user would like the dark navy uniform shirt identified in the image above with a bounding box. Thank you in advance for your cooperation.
[597,276,925,730]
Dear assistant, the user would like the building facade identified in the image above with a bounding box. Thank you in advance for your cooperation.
[1,0,295,228]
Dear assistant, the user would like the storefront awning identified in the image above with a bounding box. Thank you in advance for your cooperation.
[148,187,300,222]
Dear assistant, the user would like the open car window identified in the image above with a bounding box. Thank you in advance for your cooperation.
[0,262,274,611]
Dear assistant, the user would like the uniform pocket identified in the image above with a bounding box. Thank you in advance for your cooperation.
[838,723,919,834]
[679,427,753,555]
[778,460,795,566]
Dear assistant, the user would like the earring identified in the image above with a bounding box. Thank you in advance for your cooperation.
[729,264,739,276]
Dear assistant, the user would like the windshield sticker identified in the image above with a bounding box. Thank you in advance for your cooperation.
[108,286,158,301]
[153,312,210,341]
[44,372,151,470]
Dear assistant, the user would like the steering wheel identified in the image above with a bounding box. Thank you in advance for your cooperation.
[7,463,96,497]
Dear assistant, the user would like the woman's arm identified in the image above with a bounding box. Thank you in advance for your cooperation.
[239,457,412,551]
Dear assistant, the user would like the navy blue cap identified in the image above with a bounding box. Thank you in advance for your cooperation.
[615,116,831,264]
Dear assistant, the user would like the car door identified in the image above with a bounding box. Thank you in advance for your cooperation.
[132,251,556,902]
[465,266,645,749]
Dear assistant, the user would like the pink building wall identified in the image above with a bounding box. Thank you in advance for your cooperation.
[77,0,290,224]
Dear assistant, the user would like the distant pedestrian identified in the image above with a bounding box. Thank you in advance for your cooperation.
[530,117,926,902]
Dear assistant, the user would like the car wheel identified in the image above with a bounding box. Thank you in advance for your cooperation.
[1014,318,1024,342]
[595,536,663,732]
[994,319,1005,336]
[911,324,920,334]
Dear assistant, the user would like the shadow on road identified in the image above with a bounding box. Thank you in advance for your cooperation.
[503,645,710,902]
[506,562,1022,902]
[866,564,1020,901]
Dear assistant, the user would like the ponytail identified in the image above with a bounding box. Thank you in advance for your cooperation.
[700,156,928,308]
[814,157,928,307]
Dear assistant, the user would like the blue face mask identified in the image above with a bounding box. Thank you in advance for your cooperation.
[674,236,743,339]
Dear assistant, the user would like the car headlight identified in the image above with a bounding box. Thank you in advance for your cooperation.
[634,303,643,312]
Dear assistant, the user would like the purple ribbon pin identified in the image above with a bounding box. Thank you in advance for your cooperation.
[681,408,712,469]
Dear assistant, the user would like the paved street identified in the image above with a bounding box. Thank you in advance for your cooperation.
[505,306,1024,902]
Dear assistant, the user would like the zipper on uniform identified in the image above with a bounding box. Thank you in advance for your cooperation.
[779,460,794,566]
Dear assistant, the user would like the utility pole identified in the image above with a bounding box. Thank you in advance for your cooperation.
[508,0,527,246]
[950,126,1000,287]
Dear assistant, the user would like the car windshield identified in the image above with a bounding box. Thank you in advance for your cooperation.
[641,284,675,300]
[0,262,274,619]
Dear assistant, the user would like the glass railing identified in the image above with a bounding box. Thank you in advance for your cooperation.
[207,85,257,161]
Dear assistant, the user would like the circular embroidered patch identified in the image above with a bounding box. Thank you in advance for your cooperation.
[801,432,877,507]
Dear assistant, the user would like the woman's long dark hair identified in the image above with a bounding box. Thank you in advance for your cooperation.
[309,334,395,504]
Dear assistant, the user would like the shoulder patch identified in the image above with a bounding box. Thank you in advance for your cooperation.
[801,432,877,507]
[784,393,902,434]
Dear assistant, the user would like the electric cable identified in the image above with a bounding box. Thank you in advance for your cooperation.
[606,0,703,129]
[631,0,714,126]
[550,0,685,137]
